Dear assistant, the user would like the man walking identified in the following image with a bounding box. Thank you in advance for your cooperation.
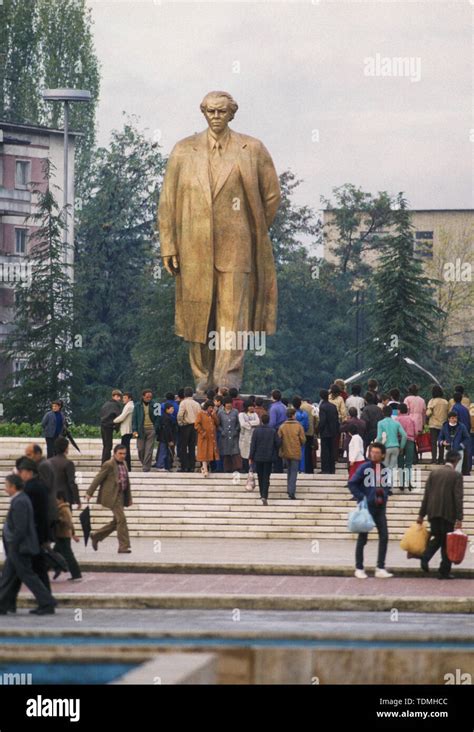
[113,392,135,471]
[15,458,51,592]
[318,389,339,474]
[99,389,123,464]
[177,387,201,472]
[24,443,57,538]
[417,450,463,579]
[249,413,280,505]
[86,444,133,554]
[132,389,161,472]
[376,405,407,473]
[48,437,80,508]
[278,407,306,499]
[348,442,393,579]
[268,390,287,473]
[0,474,56,615]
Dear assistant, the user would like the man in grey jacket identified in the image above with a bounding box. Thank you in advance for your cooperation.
[417,450,464,579]
[0,474,56,615]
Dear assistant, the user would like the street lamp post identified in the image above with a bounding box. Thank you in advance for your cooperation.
[41,89,91,257]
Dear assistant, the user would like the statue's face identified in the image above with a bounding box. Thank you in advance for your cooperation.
[203,97,233,134]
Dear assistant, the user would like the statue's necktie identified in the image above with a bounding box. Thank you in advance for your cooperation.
[209,141,222,193]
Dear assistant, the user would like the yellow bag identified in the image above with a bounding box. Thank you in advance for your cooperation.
[400,522,429,557]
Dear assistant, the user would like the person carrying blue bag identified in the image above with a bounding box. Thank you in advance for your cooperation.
[348,442,393,580]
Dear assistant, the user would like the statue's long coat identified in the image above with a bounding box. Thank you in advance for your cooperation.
[158,128,280,344]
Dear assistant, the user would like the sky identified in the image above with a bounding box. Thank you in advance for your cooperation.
[87,0,473,215]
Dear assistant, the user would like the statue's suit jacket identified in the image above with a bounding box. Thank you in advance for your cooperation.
[158,129,280,344]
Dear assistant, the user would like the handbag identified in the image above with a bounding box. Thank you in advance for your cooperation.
[415,432,431,454]
[41,546,68,572]
[245,470,256,491]
[400,522,429,557]
[446,530,468,565]
[347,497,375,533]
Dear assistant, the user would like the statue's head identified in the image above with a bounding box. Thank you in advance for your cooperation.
[200,91,238,134]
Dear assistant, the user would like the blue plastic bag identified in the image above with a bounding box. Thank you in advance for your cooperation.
[347,497,375,533]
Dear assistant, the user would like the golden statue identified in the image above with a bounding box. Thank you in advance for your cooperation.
[158,91,280,392]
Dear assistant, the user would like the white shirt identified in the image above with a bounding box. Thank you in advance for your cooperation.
[348,433,365,463]
[113,400,134,435]
[345,395,365,418]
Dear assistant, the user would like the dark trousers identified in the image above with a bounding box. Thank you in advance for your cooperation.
[45,437,56,459]
[461,443,471,476]
[272,455,284,474]
[364,430,376,451]
[54,538,82,579]
[256,461,272,499]
[320,436,336,473]
[430,428,444,463]
[0,545,55,611]
[422,517,454,577]
[121,433,132,471]
[155,442,172,470]
[101,425,114,464]
[178,424,196,472]
[356,505,388,570]
[32,552,51,592]
[304,435,314,474]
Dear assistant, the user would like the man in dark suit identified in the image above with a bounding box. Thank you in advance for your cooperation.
[24,443,57,538]
[0,474,56,615]
[48,437,80,508]
[417,450,464,579]
[16,458,51,591]
[318,389,340,474]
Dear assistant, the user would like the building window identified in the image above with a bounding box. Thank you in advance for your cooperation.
[15,228,27,254]
[13,359,27,387]
[414,231,433,258]
[15,160,30,189]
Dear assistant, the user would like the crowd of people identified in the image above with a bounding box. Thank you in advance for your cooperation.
[0,377,469,615]
[64,379,474,500]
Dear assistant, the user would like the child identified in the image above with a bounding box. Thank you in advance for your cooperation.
[53,492,82,581]
[155,402,178,471]
[347,424,366,479]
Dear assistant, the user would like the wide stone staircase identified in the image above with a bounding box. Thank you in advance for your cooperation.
[0,438,472,541]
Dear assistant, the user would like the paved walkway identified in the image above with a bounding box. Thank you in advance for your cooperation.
[70,536,474,571]
[39,572,473,597]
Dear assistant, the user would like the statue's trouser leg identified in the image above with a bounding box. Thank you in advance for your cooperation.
[212,270,250,390]
[189,295,216,392]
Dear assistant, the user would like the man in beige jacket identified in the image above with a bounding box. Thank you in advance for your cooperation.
[86,444,133,553]
[278,408,306,500]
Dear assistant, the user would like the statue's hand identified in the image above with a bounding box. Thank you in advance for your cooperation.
[162,255,180,276]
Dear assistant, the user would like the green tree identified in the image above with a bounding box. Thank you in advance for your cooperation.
[3,160,79,422]
[73,119,167,421]
[244,172,351,394]
[364,195,442,390]
[321,183,394,276]
[0,0,100,194]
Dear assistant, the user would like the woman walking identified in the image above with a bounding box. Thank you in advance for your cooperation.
[195,401,219,478]
[238,401,260,472]
[218,397,242,472]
